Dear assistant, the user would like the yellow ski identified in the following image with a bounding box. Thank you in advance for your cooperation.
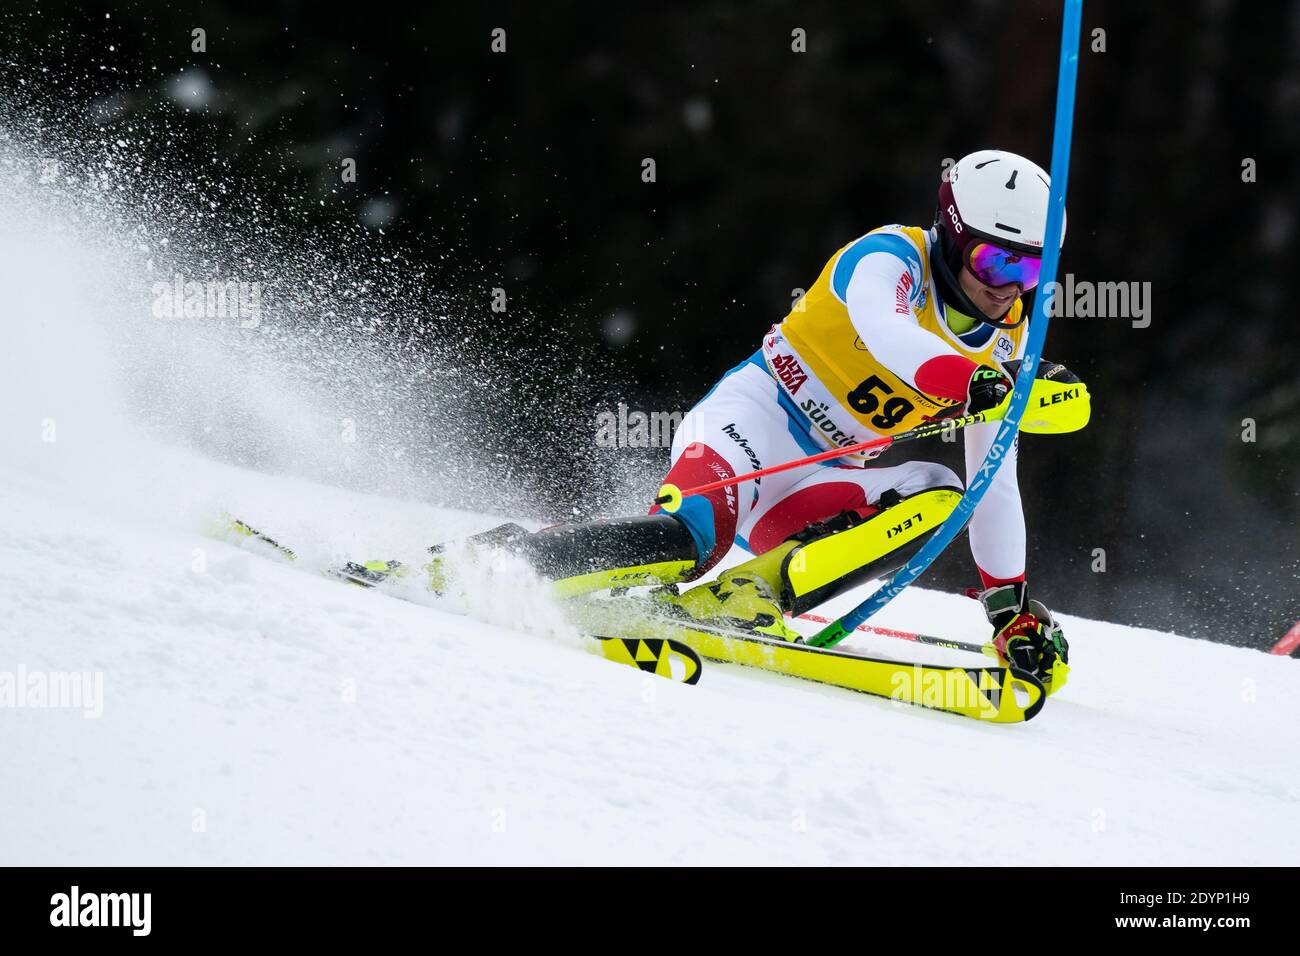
[571,600,1045,723]
[596,637,702,684]
[211,513,705,685]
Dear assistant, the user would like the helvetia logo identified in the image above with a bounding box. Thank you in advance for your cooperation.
[722,422,762,472]
[49,886,151,936]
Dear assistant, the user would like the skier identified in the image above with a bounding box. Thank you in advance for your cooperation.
[406,149,1074,689]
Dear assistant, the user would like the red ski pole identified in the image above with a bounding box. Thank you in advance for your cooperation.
[1270,620,1300,657]
[654,408,990,512]
[653,377,1089,513]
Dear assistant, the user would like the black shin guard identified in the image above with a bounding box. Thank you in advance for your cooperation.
[431,514,699,582]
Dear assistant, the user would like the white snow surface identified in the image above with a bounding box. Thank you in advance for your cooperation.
[1,125,1297,866]
[4,456,1299,866]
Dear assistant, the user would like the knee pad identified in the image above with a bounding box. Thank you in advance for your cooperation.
[894,461,962,498]
[653,442,741,577]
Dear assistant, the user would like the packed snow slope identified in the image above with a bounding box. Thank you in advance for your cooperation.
[0,116,1297,866]
[3,454,1299,865]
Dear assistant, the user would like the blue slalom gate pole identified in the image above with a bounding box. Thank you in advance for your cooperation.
[809,0,1084,648]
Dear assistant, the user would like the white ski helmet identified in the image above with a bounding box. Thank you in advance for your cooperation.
[938,149,1065,260]
[933,149,1066,328]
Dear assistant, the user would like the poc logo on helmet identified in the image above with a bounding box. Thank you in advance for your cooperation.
[946,204,963,234]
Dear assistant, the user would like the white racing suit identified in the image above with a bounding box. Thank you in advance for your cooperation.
[656,223,1028,589]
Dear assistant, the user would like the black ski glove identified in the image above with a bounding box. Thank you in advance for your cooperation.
[965,365,1014,415]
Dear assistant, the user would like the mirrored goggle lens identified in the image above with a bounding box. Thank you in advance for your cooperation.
[967,242,1042,290]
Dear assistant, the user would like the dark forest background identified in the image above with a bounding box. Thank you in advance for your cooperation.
[3,0,1297,648]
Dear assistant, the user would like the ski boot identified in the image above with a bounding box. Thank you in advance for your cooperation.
[422,523,533,593]
[662,542,805,641]
[335,558,408,588]
[661,485,965,642]
[337,524,538,592]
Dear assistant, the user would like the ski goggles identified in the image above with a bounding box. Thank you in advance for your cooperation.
[966,241,1043,291]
